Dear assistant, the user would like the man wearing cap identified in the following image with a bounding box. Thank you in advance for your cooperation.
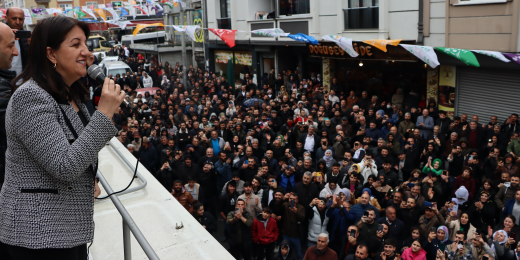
[395,150,413,182]
[269,110,283,132]
[139,137,159,173]
[435,111,452,138]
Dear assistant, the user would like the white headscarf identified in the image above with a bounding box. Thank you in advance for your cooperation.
[491,230,509,252]
[323,149,334,168]
[161,75,169,84]
[454,186,469,205]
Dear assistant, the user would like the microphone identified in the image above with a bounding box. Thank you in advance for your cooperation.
[87,64,105,85]
[87,64,133,109]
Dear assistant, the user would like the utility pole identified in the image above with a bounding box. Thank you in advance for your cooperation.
[201,0,208,69]
[180,1,187,85]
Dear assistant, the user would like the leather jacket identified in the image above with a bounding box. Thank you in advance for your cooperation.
[0,69,15,186]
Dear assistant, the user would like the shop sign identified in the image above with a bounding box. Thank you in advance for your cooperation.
[191,10,203,43]
[307,42,416,61]
[438,65,457,119]
[215,51,252,66]
[130,44,157,51]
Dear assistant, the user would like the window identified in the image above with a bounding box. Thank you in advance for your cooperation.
[279,0,310,15]
[220,0,230,18]
[86,2,98,9]
[344,0,379,29]
[59,3,73,9]
[111,1,122,8]
[457,0,506,4]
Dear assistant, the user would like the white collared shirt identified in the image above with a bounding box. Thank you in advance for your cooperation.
[304,134,315,152]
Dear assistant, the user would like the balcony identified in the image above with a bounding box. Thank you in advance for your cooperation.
[343,6,379,30]
[217,17,231,29]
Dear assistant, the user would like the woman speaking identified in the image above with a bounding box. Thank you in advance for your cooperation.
[0,17,124,259]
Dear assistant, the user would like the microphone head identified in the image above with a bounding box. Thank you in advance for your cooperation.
[87,64,105,84]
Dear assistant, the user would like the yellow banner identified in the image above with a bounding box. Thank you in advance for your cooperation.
[362,39,402,52]
[133,23,164,36]
[94,9,106,21]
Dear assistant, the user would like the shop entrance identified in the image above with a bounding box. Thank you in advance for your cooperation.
[334,59,428,107]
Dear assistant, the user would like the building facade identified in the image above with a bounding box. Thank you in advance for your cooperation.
[204,0,520,121]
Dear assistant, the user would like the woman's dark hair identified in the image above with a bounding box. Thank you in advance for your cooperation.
[193,202,203,212]
[483,178,494,188]
[13,17,90,103]
[505,214,516,224]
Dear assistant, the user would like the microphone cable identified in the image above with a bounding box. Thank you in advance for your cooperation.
[87,152,141,257]
[96,156,139,200]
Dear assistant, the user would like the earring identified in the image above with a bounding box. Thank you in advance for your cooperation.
[54,63,57,69]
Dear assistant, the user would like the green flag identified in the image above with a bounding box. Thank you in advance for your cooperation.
[435,47,480,67]
[74,8,86,19]
[164,2,173,8]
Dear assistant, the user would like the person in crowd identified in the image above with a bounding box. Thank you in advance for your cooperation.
[238,181,262,218]
[171,180,195,213]
[0,22,18,189]
[496,174,520,212]
[192,202,217,234]
[401,239,427,260]
[344,244,371,260]
[252,207,279,260]
[5,8,27,75]
[277,192,306,260]
[274,240,295,260]
[302,233,337,260]
[306,198,330,248]
[227,199,254,260]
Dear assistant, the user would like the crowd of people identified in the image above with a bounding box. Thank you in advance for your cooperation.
[103,49,520,260]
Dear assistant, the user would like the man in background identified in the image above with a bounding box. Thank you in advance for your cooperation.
[0,23,19,189]
[5,8,27,76]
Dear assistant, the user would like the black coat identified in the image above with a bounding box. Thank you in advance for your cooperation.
[197,169,218,199]
[18,38,29,70]
[174,162,201,185]
[154,166,178,191]
[193,211,217,234]
[293,182,320,210]
[0,69,15,186]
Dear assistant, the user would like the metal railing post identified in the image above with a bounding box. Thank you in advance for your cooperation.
[97,170,160,260]
[123,220,132,260]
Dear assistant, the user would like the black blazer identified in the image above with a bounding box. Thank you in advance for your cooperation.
[300,133,321,153]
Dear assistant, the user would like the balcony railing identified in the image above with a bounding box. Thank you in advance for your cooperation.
[217,18,231,29]
[343,7,379,30]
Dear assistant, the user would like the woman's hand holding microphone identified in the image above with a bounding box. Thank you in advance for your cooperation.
[97,78,125,120]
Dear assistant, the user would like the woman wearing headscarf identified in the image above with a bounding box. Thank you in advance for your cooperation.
[488,230,514,260]
[322,149,336,169]
[468,190,497,229]
[318,181,341,202]
[453,186,470,212]
[385,132,401,157]
[445,211,476,243]
[422,226,453,260]
[160,75,169,89]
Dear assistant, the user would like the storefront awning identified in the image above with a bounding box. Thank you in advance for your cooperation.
[307,41,419,62]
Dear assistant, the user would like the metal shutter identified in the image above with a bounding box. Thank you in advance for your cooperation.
[457,67,520,123]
